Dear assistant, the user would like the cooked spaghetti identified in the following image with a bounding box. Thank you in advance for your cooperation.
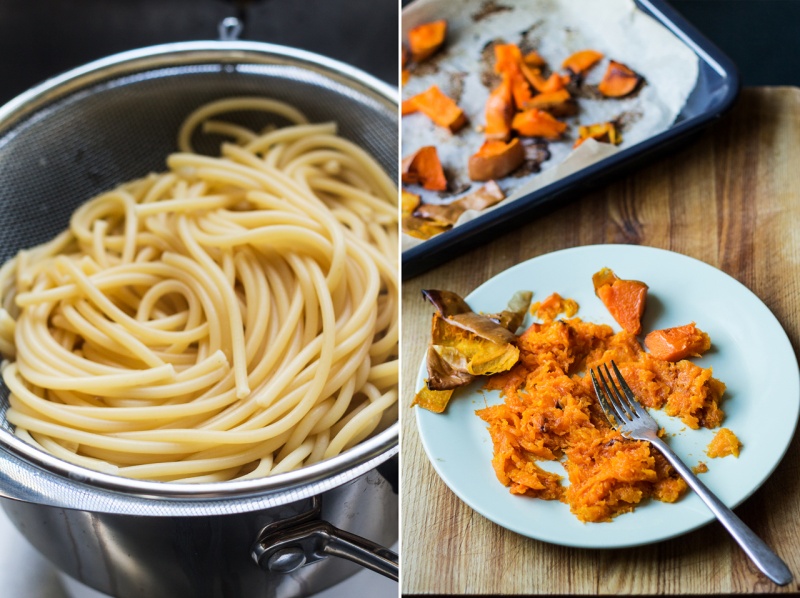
[0,97,398,482]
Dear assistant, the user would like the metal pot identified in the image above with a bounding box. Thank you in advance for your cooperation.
[0,19,398,598]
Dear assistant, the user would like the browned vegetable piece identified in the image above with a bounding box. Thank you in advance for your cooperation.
[487,290,533,332]
[468,139,525,181]
[574,122,621,148]
[402,46,410,69]
[520,65,569,94]
[425,338,476,390]
[511,108,567,139]
[402,146,448,191]
[421,289,472,317]
[402,69,410,86]
[644,323,710,362]
[401,190,421,215]
[522,89,578,117]
[402,215,449,240]
[411,384,455,413]
[410,182,505,231]
[597,60,643,98]
[402,85,467,133]
[523,50,547,68]
[592,267,648,335]
[493,44,535,108]
[418,290,522,397]
[408,19,447,63]
[484,74,514,141]
[561,49,604,74]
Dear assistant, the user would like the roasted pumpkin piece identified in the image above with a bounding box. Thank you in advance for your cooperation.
[468,138,525,181]
[402,215,450,240]
[574,122,621,148]
[598,60,643,98]
[644,323,711,362]
[520,65,569,94]
[512,108,567,139]
[522,89,578,117]
[493,44,535,107]
[523,50,547,68]
[561,49,604,74]
[402,69,410,86]
[401,190,421,215]
[408,19,448,63]
[402,146,448,191]
[401,97,419,116]
[402,46,410,69]
[402,85,467,133]
[484,74,514,141]
[493,43,524,74]
[414,181,506,226]
[592,267,648,335]
[411,384,455,414]
[707,428,741,458]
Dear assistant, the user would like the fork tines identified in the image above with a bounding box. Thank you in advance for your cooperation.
[590,361,648,429]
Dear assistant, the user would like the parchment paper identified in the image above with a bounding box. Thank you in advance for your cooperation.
[402,0,699,250]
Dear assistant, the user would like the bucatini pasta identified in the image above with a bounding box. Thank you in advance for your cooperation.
[0,97,398,482]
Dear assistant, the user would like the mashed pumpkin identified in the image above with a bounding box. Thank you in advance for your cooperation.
[476,294,726,523]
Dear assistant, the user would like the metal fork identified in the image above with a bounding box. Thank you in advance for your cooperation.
[591,361,792,586]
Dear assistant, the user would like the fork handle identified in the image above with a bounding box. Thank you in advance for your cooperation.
[649,435,793,586]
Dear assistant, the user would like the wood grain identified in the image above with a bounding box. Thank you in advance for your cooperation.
[400,87,800,595]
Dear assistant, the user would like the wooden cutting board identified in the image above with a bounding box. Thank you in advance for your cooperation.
[401,87,800,595]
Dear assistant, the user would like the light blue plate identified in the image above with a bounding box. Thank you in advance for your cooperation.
[415,244,800,548]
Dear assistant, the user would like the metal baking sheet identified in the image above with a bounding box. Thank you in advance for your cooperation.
[401,0,740,279]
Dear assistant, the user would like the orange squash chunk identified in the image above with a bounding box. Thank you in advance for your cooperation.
[592,267,648,335]
[707,428,741,458]
[401,190,421,216]
[484,74,514,140]
[574,121,621,148]
[562,49,604,74]
[522,89,577,117]
[408,19,447,63]
[523,50,547,68]
[645,323,710,362]
[402,85,467,133]
[512,108,567,139]
[520,65,569,94]
[493,44,535,107]
[493,43,524,74]
[402,146,447,191]
[468,138,525,181]
[598,60,642,98]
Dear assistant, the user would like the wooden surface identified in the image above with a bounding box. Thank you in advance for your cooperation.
[400,87,800,595]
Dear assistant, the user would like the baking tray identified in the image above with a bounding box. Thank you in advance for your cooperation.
[401,0,740,279]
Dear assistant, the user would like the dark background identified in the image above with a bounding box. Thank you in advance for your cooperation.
[0,0,796,105]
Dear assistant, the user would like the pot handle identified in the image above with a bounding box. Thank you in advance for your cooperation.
[252,518,398,581]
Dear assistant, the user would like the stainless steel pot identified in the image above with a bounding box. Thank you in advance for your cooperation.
[0,20,398,598]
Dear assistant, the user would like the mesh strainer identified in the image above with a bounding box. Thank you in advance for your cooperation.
[0,35,398,518]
